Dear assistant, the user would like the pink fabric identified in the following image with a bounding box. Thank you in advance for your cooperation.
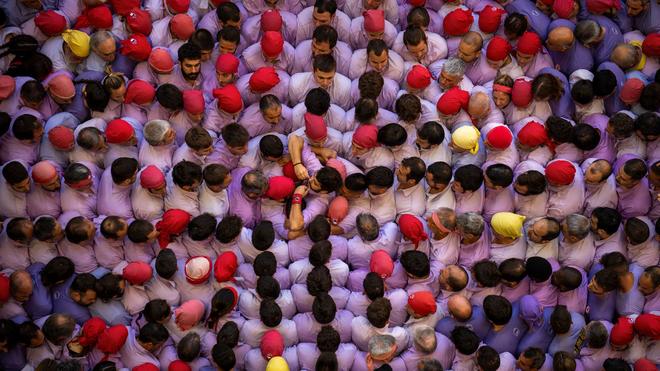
[175,299,206,330]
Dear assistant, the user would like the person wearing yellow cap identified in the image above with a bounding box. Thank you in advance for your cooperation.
[41,29,91,72]
[490,211,526,263]
[266,356,290,371]
[451,124,481,157]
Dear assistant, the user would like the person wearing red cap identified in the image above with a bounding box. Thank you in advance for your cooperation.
[350,124,395,171]
[45,72,76,107]
[210,53,239,94]
[150,13,194,48]
[485,36,523,79]
[443,8,474,38]
[343,0,399,25]
[121,33,152,62]
[27,160,62,218]
[133,48,174,87]
[241,8,298,46]
[609,316,635,350]
[105,118,138,162]
[407,291,438,320]
[436,87,471,125]
[514,31,553,78]
[405,64,437,98]
[349,9,397,49]
[242,31,295,75]
[76,6,113,31]
[243,329,285,369]
[204,84,244,132]
[478,5,506,35]
[181,90,205,123]
[398,213,429,251]
[123,80,156,122]
[235,66,288,106]
[124,8,153,37]
[396,25,448,66]
[544,159,584,219]
[288,54,352,110]
[515,119,550,156]
[482,123,518,168]
[33,10,68,40]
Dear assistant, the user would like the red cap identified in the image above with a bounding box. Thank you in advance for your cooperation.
[140,165,165,189]
[166,0,190,14]
[586,0,621,13]
[261,31,284,58]
[47,73,75,99]
[634,313,660,340]
[109,0,140,17]
[436,87,470,115]
[408,0,425,5]
[170,14,194,41]
[398,214,428,248]
[183,90,205,114]
[121,33,152,61]
[620,78,645,104]
[486,36,512,61]
[0,75,15,100]
[212,84,243,114]
[133,364,159,371]
[486,125,513,149]
[48,125,75,149]
[634,359,658,371]
[86,5,113,29]
[408,291,437,317]
[185,256,212,284]
[31,161,59,184]
[642,33,660,57]
[282,161,297,180]
[517,31,542,55]
[35,10,67,36]
[149,48,174,73]
[0,274,9,302]
[552,0,574,19]
[517,121,548,147]
[97,325,129,354]
[545,160,576,185]
[352,124,379,149]
[78,317,107,347]
[249,67,280,93]
[126,8,153,35]
[610,316,635,346]
[406,65,432,90]
[123,262,153,285]
[260,330,285,359]
[265,176,295,200]
[261,9,282,32]
[157,209,191,248]
[105,119,134,143]
[168,361,192,371]
[478,5,506,34]
[363,10,385,33]
[370,250,394,278]
[511,78,533,107]
[216,53,239,74]
[443,8,474,36]
[125,80,156,105]
[304,112,328,141]
[213,252,238,283]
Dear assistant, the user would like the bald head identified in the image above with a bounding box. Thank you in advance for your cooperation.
[458,32,483,63]
[468,92,490,119]
[585,159,612,184]
[447,295,472,321]
[547,27,575,52]
[611,44,640,70]
[10,270,33,302]
[462,32,483,48]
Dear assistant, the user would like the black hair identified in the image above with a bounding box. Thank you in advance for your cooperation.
[177,42,202,62]
[483,295,512,325]
[400,250,430,278]
[485,163,514,188]
[110,157,138,184]
[155,84,183,111]
[127,219,155,244]
[377,123,407,147]
[155,248,177,279]
[454,164,484,192]
[418,121,445,145]
[365,166,394,189]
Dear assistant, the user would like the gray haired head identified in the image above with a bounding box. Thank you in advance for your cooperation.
[241,170,268,197]
[368,334,396,358]
[456,212,485,236]
[412,325,437,354]
[356,213,379,242]
[575,20,601,46]
[143,119,172,145]
[442,57,466,77]
[562,214,590,240]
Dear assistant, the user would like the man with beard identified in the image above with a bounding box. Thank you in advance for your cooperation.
[51,272,98,325]
[171,42,203,90]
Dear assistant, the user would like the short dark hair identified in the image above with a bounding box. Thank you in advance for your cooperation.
[550,305,572,334]
[571,79,594,105]
[400,250,430,278]
[592,69,616,97]
[314,0,337,14]
[313,25,338,48]
[41,256,75,286]
[110,157,138,184]
[377,123,407,147]
[366,166,394,188]
[454,164,484,192]
[366,297,391,328]
[622,158,647,180]
[624,217,650,245]
[259,134,284,158]
[476,346,500,370]
[155,248,177,279]
[592,207,622,235]
[403,25,426,46]
[221,123,249,148]
[155,83,183,110]
[504,13,528,38]
[485,163,514,187]
[143,299,172,323]
[483,295,512,325]
[317,325,340,352]
[473,260,501,287]
[216,2,240,24]
[2,161,28,184]
[572,123,600,151]
[127,219,155,243]
[172,160,202,187]
[304,88,331,115]
[188,213,217,241]
[515,170,546,195]
[11,114,41,140]
[363,272,385,301]
[312,293,337,324]
[214,215,242,243]
[307,266,332,296]
[177,42,202,62]
[522,347,546,369]
[259,299,283,327]
[203,164,229,187]
[138,322,169,345]
[33,216,57,241]
[545,116,574,144]
[395,94,421,122]
[315,166,342,193]
[312,53,336,73]
[427,161,452,185]
[211,343,236,371]
[418,121,445,145]
[65,216,92,244]
[70,273,96,294]
[451,326,480,355]
[256,275,280,300]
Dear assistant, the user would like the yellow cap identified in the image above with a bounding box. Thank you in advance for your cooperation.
[266,356,290,371]
[491,212,526,239]
[61,29,90,58]
[451,125,480,155]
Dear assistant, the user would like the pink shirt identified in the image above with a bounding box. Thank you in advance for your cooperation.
[346,222,400,269]
[513,160,548,218]
[145,275,180,307]
[459,225,491,268]
[241,10,297,45]
[93,231,124,270]
[295,6,351,45]
[293,310,353,342]
[289,71,353,110]
[559,232,595,271]
[401,332,456,371]
[345,289,409,326]
[239,289,297,320]
[294,40,352,76]
[240,319,299,347]
[164,173,200,217]
[393,32,448,66]
[296,342,357,371]
[97,167,134,219]
[239,103,293,137]
[351,75,399,110]
[138,141,175,173]
[490,235,527,265]
[546,163,585,220]
[241,42,296,75]
[350,315,409,353]
[0,228,30,271]
[119,327,161,369]
[57,237,98,274]
[291,284,350,313]
[349,16,398,49]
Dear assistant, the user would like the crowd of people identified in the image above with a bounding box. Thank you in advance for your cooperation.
[0,0,658,370]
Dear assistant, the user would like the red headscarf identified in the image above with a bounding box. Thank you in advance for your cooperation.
[408,291,437,316]
[363,10,385,33]
[261,9,282,32]
[183,90,205,114]
[620,78,644,104]
[352,124,379,149]
[261,31,284,58]
[48,126,75,149]
[123,262,153,285]
[170,14,194,41]
[169,361,192,371]
[443,8,473,36]
[436,87,469,115]
[149,48,174,73]
[133,364,159,371]
[126,8,153,36]
[265,176,295,200]
[586,0,621,13]
[610,317,635,346]
[517,31,542,55]
[304,112,327,141]
[213,84,243,114]
[35,10,67,36]
[249,67,280,93]
[124,80,156,105]
[634,313,660,340]
[478,5,506,34]
[517,121,548,148]
[109,0,140,17]
[166,0,190,13]
[105,119,135,144]
[370,250,394,278]
[545,160,576,185]
[121,33,152,61]
[552,0,574,19]
[174,299,206,330]
[156,209,192,248]
[0,75,16,99]
[97,325,129,356]
[486,125,513,150]
[398,214,428,248]
[407,65,432,90]
[214,251,239,282]
[642,33,660,57]
[511,78,533,107]
[78,317,107,347]
[76,5,113,30]
[216,53,239,74]
[0,274,10,303]
[140,165,165,189]
[261,330,284,358]
[486,36,512,61]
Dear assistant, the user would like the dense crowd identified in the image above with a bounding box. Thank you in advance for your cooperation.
[0,0,658,370]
